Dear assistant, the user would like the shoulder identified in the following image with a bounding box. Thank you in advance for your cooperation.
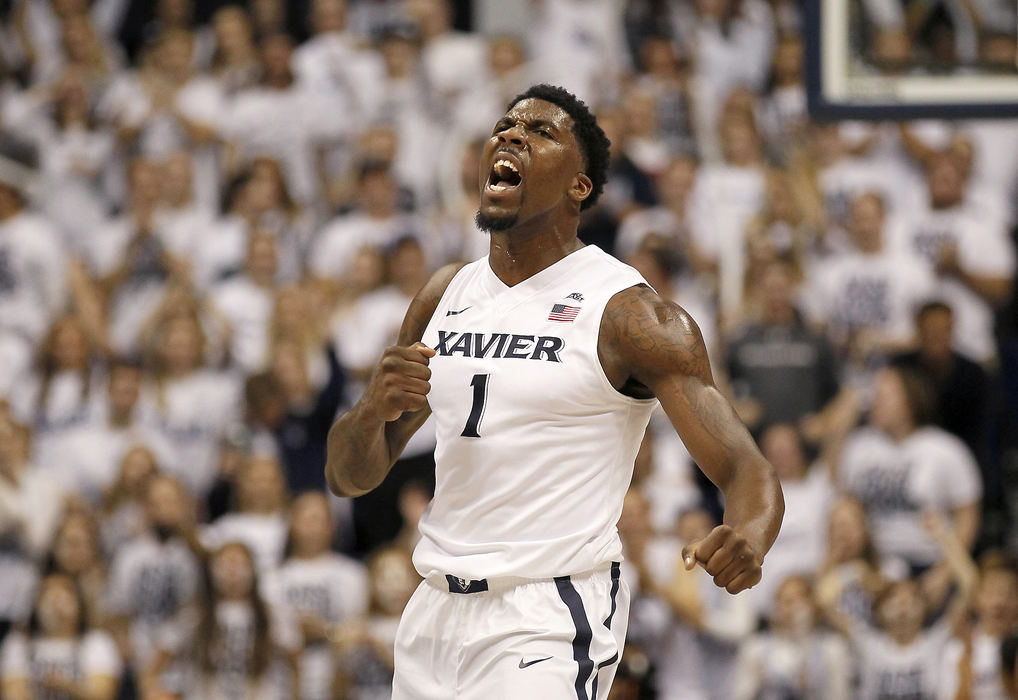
[603,285,708,367]
[397,261,468,346]
[910,427,976,464]
[600,284,712,392]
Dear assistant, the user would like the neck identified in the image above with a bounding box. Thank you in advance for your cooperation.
[487,219,583,287]
[763,307,796,325]
[890,627,920,645]
[294,546,324,560]
[108,411,131,428]
[886,421,915,442]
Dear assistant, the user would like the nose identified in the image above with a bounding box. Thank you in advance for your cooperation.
[497,124,526,148]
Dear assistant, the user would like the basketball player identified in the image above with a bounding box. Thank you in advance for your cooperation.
[325,84,784,699]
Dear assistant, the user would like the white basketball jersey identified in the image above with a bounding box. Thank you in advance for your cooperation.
[416,245,658,581]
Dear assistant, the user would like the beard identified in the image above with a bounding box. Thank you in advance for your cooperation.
[475,209,518,233]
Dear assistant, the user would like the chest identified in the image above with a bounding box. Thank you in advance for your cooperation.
[425,305,603,437]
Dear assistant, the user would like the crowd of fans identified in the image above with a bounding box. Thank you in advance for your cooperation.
[0,0,1017,698]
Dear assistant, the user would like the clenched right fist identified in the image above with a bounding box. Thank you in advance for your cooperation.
[364,342,436,422]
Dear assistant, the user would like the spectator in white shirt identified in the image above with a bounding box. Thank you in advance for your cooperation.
[211,232,280,374]
[31,68,114,243]
[893,151,1015,363]
[0,574,121,700]
[0,410,67,562]
[0,142,69,346]
[310,162,428,285]
[202,456,290,575]
[46,357,174,503]
[223,32,347,206]
[144,311,241,497]
[15,315,99,466]
[836,366,982,576]
[105,473,202,692]
[99,445,159,556]
[821,515,979,700]
[733,575,850,700]
[146,540,299,700]
[628,506,757,700]
[940,558,1018,699]
[43,510,109,629]
[805,192,937,374]
[208,6,260,95]
[88,158,190,354]
[404,0,486,113]
[749,425,834,615]
[265,491,370,700]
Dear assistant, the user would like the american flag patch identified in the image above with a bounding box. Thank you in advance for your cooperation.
[548,304,581,322]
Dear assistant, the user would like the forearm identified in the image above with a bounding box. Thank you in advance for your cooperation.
[324,404,394,497]
[719,453,784,556]
[954,270,1012,306]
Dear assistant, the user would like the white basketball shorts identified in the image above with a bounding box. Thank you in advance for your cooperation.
[392,562,629,699]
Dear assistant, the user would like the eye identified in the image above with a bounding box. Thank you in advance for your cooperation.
[536,129,551,138]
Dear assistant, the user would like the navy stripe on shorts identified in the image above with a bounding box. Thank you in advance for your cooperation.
[554,564,622,700]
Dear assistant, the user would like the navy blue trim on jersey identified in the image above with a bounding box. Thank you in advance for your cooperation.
[555,575,595,700]
[445,575,489,594]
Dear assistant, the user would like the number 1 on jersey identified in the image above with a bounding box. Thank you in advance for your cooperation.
[461,374,489,438]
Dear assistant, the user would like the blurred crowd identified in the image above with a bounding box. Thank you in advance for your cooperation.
[0,0,1017,698]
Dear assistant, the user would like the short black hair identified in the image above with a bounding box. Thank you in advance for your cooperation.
[507,84,610,211]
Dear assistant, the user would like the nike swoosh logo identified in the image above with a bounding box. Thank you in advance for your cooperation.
[518,656,552,669]
[446,306,472,316]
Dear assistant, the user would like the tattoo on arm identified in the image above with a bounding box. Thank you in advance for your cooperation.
[604,285,754,466]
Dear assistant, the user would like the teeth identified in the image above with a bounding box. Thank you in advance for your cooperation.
[495,159,519,173]
[489,184,506,191]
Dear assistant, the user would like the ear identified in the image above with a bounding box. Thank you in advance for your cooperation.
[569,172,593,205]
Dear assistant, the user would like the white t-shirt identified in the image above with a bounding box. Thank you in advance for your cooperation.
[421,32,487,105]
[939,631,1009,700]
[292,32,383,122]
[750,467,834,615]
[688,164,766,263]
[82,215,173,354]
[210,275,275,374]
[42,418,177,505]
[309,212,425,282]
[0,630,122,694]
[854,620,954,699]
[0,331,32,404]
[891,203,1016,362]
[804,248,937,348]
[0,466,67,559]
[105,533,202,669]
[221,84,347,205]
[190,215,248,291]
[0,211,68,343]
[145,370,242,496]
[839,426,982,566]
[0,554,37,625]
[527,0,630,104]
[733,631,850,700]
[172,599,298,700]
[201,512,288,574]
[626,538,756,700]
[817,158,924,237]
[12,371,97,467]
[264,553,370,700]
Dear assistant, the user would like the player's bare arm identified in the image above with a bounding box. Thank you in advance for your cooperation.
[600,284,784,594]
[325,263,465,497]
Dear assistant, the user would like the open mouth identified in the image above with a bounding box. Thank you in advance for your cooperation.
[487,157,522,192]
